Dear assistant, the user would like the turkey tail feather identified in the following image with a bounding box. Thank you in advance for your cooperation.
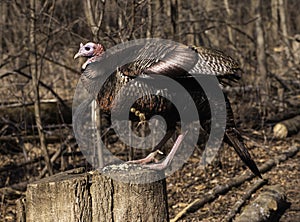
[224,94,262,178]
[225,129,262,178]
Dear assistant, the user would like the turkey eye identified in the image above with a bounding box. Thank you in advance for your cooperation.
[85,47,90,51]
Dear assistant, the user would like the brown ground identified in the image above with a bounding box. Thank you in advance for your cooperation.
[166,130,300,221]
[0,128,299,221]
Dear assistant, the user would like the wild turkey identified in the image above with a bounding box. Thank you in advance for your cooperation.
[74,40,262,178]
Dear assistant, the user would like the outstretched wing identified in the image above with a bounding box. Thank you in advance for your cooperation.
[125,43,242,86]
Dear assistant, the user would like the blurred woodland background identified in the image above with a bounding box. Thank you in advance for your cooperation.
[0,0,300,221]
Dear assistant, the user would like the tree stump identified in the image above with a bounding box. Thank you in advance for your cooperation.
[22,165,169,222]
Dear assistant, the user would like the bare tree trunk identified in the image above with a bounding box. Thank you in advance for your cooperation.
[253,1,268,82]
[83,0,106,168]
[96,105,104,168]
[292,34,300,65]
[154,0,162,37]
[170,0,179,41]
[0,1,7,62]
[254,1,268,82]
[83,0,106,42]
[271,0,279,42]
[177,0,183,42]
[193,2,201,46]
[128,0,136,39]
[117,1,124,41]
[165,0,172,37]
[186,4,194,45]
[270,0,284,71]
[145,0,162,38]
[253,0,269,120]
[146,0,153,38]
[278,0,291,60]
[224,0,233,44]
[29,0,53,175]
[201,1,220,47]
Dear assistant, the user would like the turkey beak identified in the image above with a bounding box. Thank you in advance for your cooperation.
[74,52,80,59]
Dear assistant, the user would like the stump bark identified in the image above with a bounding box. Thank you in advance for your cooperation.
[22,165,169,222]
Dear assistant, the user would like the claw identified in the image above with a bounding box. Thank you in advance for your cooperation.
[142,133,187,170]
[128,132,187,171]
[136,120,147,129]
[127,150,163,164]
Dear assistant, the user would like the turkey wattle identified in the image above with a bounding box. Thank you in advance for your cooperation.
[74,41,262,178]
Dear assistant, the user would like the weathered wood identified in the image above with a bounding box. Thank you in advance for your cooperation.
[273,115,300,138]
[22,165,169,222]
[26,167,91,222]
[91,165,168,221]
[224,179,267,222]
[234,185,289,222]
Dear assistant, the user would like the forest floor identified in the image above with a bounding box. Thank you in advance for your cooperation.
[166,129,300,222]
[0,127,299,221]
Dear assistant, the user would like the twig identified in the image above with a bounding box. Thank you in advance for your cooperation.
[0,153,82,191]
[0,70,70,110]
[170,173,253,222]
[0,135,68,143]
[258,145,299,175]
[38,146,64,178]
[222,179,267,222]
[0,156,42,174]
[0,187,25,197]
[38,135,74,178]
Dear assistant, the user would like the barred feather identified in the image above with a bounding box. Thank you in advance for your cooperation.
[74,41,261,178]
